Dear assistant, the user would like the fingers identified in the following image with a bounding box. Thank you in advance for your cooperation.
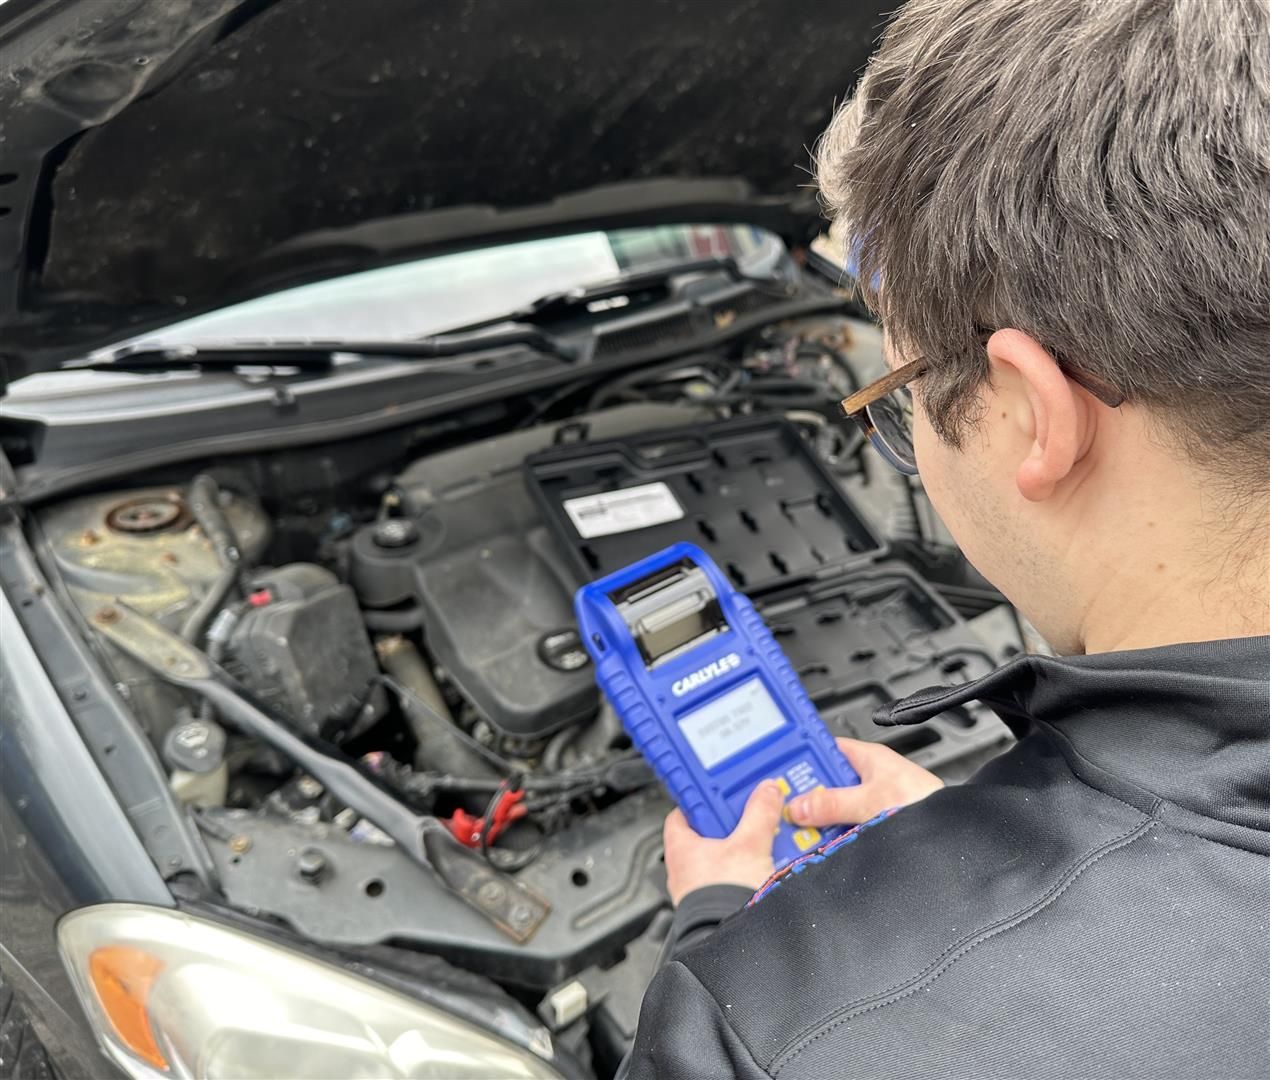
[788,737,945,826]
[834,736,900,780]
[733,779,787,844]
[786,783,883,827]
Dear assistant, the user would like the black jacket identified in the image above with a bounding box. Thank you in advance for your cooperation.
[622,637,1270,1079]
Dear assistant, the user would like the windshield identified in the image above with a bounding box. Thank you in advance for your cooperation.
[107,225,784,353]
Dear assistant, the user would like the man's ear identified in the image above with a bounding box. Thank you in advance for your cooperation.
[985,329,1093,502]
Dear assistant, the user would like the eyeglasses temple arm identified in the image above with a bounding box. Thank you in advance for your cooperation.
[839,358,928,417]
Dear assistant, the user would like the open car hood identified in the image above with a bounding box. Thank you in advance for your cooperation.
[0,0,882,387]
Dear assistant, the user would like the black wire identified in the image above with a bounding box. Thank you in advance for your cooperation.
[478,780,511,861]
[586,354,731,411]
[740,376,826,395]
[518,377,595,427]
[377,675,513,774]
[478,775,545,871]
[793,340,862,394]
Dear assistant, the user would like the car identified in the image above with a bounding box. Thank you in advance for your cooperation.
[0,2,1021,1077]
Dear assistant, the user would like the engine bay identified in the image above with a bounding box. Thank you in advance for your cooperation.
[30,315,1017,1074]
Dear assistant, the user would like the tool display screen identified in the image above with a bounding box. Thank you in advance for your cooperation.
[678,678,787,770]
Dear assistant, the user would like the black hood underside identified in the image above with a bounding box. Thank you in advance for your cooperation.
[0,0,883,376]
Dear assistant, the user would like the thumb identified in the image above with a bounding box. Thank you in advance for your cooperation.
[733,780,786,843]
[663,807,693,848]
[787,783,884,828]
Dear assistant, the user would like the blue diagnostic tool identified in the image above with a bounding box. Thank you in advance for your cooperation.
[575,542,860,868]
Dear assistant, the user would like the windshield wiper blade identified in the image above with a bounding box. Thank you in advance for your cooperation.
[76,324,581,373]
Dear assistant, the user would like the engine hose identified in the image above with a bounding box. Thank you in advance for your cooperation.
[375,636,500,780]
[181,473,247,644]
[542,724,580,773]
[188,473,242,576]
[363,605,425,633]
[180,564,237,644]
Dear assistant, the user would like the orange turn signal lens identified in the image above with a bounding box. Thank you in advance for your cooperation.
[88,946,169,1071]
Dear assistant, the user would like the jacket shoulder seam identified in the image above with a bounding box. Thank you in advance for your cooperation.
[1042,721,1270,858]
[1154,818,1270,859]
[1034,719,1163,818]
[769,815,1156,1075]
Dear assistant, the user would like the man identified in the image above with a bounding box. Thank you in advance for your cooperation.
[621,1,1270,1077]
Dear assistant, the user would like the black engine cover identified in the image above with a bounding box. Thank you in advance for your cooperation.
[350,405,711,740]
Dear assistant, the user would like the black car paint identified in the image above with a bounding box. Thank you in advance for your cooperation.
[0,0,883,383]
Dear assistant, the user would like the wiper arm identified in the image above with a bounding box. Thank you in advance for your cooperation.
[74,258,785,375]
[515,255,793,325]
[76,324,581,373]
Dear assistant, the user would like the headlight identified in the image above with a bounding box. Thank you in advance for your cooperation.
[58,904,561,1080]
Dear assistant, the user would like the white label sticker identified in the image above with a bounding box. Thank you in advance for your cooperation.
[562,481,684,539]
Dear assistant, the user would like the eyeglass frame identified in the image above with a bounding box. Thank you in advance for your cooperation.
[839,347,1127,476]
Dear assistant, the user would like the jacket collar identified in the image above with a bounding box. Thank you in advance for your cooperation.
[876,636,1270,847]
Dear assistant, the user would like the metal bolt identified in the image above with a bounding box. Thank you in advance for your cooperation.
[94,607,121,626]
[229,834,252,855]
[296,847,327,883]
[296,776,323,799]
[477,880,506,906]
[510,904,533,928]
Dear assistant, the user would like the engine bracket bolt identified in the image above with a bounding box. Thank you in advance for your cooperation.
[228,834,252,855]
[297,846,328,883]
[296,776,324,799]
[477,880,506,906]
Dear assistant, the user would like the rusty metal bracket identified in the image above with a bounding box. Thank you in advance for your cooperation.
[93,601,550,941]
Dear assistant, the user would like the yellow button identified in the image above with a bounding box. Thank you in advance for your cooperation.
[793,827,822,851]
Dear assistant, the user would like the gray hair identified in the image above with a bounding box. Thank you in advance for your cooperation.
[816,0,1270,488]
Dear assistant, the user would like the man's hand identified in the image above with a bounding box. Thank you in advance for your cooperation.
[787,737,943,827]
[662,739,943,906]
[663,780,786,906]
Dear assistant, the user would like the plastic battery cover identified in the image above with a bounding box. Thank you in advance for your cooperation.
[755,562,1014,781]
[526,415,886,594]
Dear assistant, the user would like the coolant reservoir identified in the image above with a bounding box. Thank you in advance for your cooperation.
[162,718,229,807]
